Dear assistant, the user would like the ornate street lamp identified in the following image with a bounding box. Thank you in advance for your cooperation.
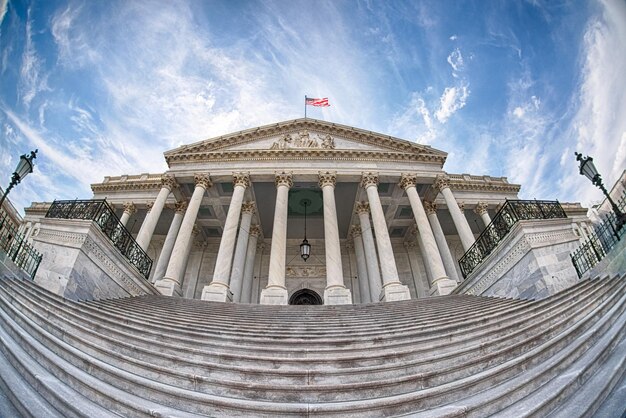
[300,200,311,261]
[575,152,625,231]
[0,149,38,209]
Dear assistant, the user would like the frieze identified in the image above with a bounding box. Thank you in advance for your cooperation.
[286,265,327,277]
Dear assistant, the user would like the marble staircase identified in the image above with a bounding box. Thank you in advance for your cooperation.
[0,274,624,417]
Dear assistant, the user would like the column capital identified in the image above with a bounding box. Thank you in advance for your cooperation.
[123,202,137,215]
[318,171,337,188]
[345,241,354,250]
[161,174,178,191]
[403,240,417,248]
[458,201,465,211]
[191,225,200,236]
[361,172,379,189]
[423,200,437,215]
[249,224,261,237]
[433,174,451,192]
[174,200,188,214]
[145,201,154,213]
[474,202,489,215]
[275,171,293,188]
[233,172,250,188]
[355,201,370,215]
[241,201,256,215]
[194,173,212,189]
[350,224,362,238]
[399,173,418,190]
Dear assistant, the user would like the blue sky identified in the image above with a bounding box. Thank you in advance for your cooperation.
[1,0,625,214]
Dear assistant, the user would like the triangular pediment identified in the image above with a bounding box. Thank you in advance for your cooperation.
[164,118,447,166]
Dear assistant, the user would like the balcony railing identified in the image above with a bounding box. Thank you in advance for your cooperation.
[570,193,626,278]
[45,199,152,279]
[459,200,567,278]
[0,211,43,279]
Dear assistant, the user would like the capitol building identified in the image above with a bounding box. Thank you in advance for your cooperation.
[1,118,624,416]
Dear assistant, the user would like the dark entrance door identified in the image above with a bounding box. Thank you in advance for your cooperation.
[289,289,323,305]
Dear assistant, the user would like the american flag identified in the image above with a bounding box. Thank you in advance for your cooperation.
[305,97,330,107]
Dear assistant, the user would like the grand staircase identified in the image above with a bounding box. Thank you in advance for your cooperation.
[0,274,624,417]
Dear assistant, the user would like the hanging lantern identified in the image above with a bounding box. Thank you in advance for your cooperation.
[300,200,311,261]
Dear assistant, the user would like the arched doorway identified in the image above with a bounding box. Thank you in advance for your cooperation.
[289,289,323,305]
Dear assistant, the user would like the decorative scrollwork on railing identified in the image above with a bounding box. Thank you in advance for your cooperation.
[0,211,42,279]
[45,199,153,279]
[458,200,567,279]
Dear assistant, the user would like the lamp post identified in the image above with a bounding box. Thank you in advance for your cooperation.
[300,200,311,261]
[0,150,38,210]
[575,152,625,231]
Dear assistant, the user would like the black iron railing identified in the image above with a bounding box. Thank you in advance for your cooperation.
[45,199,152,279]
[571,193,626,278]
[459,200,567,278]
[0,211,42,279]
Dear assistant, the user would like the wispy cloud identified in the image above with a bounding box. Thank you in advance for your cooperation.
[19,8,49,108]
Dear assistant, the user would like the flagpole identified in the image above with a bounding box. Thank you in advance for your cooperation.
[304,95,307,118]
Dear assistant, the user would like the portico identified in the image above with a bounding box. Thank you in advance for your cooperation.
[89,118,521,304]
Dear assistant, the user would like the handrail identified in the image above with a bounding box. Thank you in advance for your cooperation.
[458,200,567,278]
[45,199,152,279]
[0,210,43,279]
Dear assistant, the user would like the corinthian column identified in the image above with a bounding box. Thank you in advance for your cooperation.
[423,200,460,283]
[351,225,371,304]
[202,173,250,302]
[136,174,177,251]
[434,174,475,251]
[361,173,410,302]
[240,225,261,304]
[155,174,211,297]
[319,171,351,305]
[229,202,255,303]
[474,202,492,227]
[152,201,187,283]
[355,202,383,302]
[400,174,456,296]
[119,202,136,227]
[260,172,292,305]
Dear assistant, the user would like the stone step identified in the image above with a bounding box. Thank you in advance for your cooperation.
[0,276,620,410]
[0,276,612,366]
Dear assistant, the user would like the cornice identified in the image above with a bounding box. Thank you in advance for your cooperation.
[91,176,163,193]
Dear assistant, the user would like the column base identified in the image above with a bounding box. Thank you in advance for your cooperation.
[153,278,182,297]
[259,286,289,305]
[380,282,411,302]
[429,277,457,296]
[201,282,233,302]
[324,286,352,305]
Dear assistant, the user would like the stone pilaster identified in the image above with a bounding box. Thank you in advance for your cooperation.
[260,172,292,305]
[156,173,211,297]
[351,225,371,304]
[400,174,455,296]
[434,174,475,251]
[361,173,410,302]
[229,202,255,303]
[240,225,261,304]
[202,172,250,302]
[136,174,177,251]
[320,171,351,305]
[151,201,187,283]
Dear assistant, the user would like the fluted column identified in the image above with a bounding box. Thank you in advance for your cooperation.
[229,202,255,303]
[319,171,351,305]
[434,175,475,251]
[152,201,187,283]
[423,200,460,283]
[119,202,136,227]
[400,174,456,296]
[361,173,410,302]
[351,225,371,304]
[474,202,491,227]
[155,174,211,297]
[260,172,292,305]
[136,174,177,251]
[240,225,261,304]
[355,202,383,302]
[202,173,250,302]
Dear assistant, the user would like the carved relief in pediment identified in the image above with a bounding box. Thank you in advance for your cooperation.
[270,130,335,150]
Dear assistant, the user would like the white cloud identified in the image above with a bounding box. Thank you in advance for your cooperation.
[446,48,464,72]
[19,9,49,108]
[449,35,458,41]
[435,84,469,123]
[0,0,7,30]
